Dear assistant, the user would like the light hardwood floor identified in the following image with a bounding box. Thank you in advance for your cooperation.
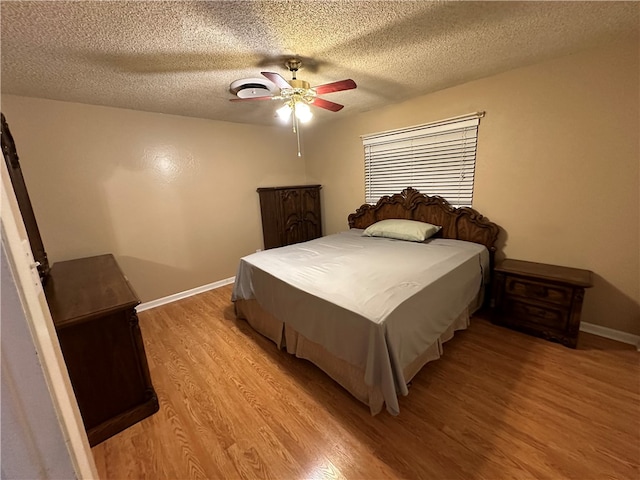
[92,284,639,480]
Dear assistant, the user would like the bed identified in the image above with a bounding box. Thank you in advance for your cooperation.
[232,187,500,415]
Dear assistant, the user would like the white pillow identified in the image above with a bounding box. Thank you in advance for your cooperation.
[362,219,441,242]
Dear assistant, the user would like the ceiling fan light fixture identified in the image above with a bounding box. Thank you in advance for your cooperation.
[276,100,313,124]
[276,103,292,121]
[229,58,356,157]
[294,101,312,123]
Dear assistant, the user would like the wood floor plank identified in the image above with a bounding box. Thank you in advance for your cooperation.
[93,285,640,479]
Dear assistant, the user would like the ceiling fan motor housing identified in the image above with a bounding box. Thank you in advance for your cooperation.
[288,79,310,90]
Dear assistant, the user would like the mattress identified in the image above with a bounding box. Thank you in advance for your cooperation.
[232,229,489,415]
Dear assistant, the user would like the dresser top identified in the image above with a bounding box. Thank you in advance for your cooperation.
[495,259,593,288]
[44,254,139,328]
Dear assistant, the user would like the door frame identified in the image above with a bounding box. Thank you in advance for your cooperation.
[1,159,98,478]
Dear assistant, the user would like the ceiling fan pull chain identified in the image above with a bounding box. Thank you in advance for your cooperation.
[292,109,297,134]
[294,114,302,157]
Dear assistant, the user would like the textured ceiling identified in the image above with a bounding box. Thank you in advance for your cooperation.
[1,1,638,126]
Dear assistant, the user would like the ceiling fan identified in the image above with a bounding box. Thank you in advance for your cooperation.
[229,58,357,156]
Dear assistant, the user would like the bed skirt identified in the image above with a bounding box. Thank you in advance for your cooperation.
[234,298,476,415]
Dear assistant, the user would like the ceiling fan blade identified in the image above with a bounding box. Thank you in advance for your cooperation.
[261,72,291,90]
[312,79,357,95]
[229,96,274,102]
[311,97,344,112]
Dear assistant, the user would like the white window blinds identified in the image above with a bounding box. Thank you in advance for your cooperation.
[362,113,482,206]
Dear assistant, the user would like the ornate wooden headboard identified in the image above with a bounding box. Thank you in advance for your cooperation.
[348,187,500,266]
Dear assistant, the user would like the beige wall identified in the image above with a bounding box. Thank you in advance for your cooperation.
[1,96,307,301]
[3,39,638,335]
[305,39,640,335]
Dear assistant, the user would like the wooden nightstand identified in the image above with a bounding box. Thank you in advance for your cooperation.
[492,259,593,348]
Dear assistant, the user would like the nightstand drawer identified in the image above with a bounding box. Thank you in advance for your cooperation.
[505,277,573,306]
[503,298,569,330]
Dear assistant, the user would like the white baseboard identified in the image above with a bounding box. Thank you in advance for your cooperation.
[136,277,235,312]
[580,321,640,350]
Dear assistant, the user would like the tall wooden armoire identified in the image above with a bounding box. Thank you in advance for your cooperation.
[257,185,322,249]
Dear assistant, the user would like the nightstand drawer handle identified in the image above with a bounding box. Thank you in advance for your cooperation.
[523,304,554,319]
[526,284,547,297]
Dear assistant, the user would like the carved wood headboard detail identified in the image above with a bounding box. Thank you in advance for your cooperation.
[348,187,500,265]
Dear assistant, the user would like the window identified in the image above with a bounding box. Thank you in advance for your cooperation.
[362,112,483,207]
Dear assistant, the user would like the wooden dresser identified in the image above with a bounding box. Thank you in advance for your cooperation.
[257,185,322,249]
[492,259,593,348]
[44,254,159,446]
[3,113,158,446]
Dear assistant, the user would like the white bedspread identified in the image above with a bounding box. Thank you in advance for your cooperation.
[232,229,489,415]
